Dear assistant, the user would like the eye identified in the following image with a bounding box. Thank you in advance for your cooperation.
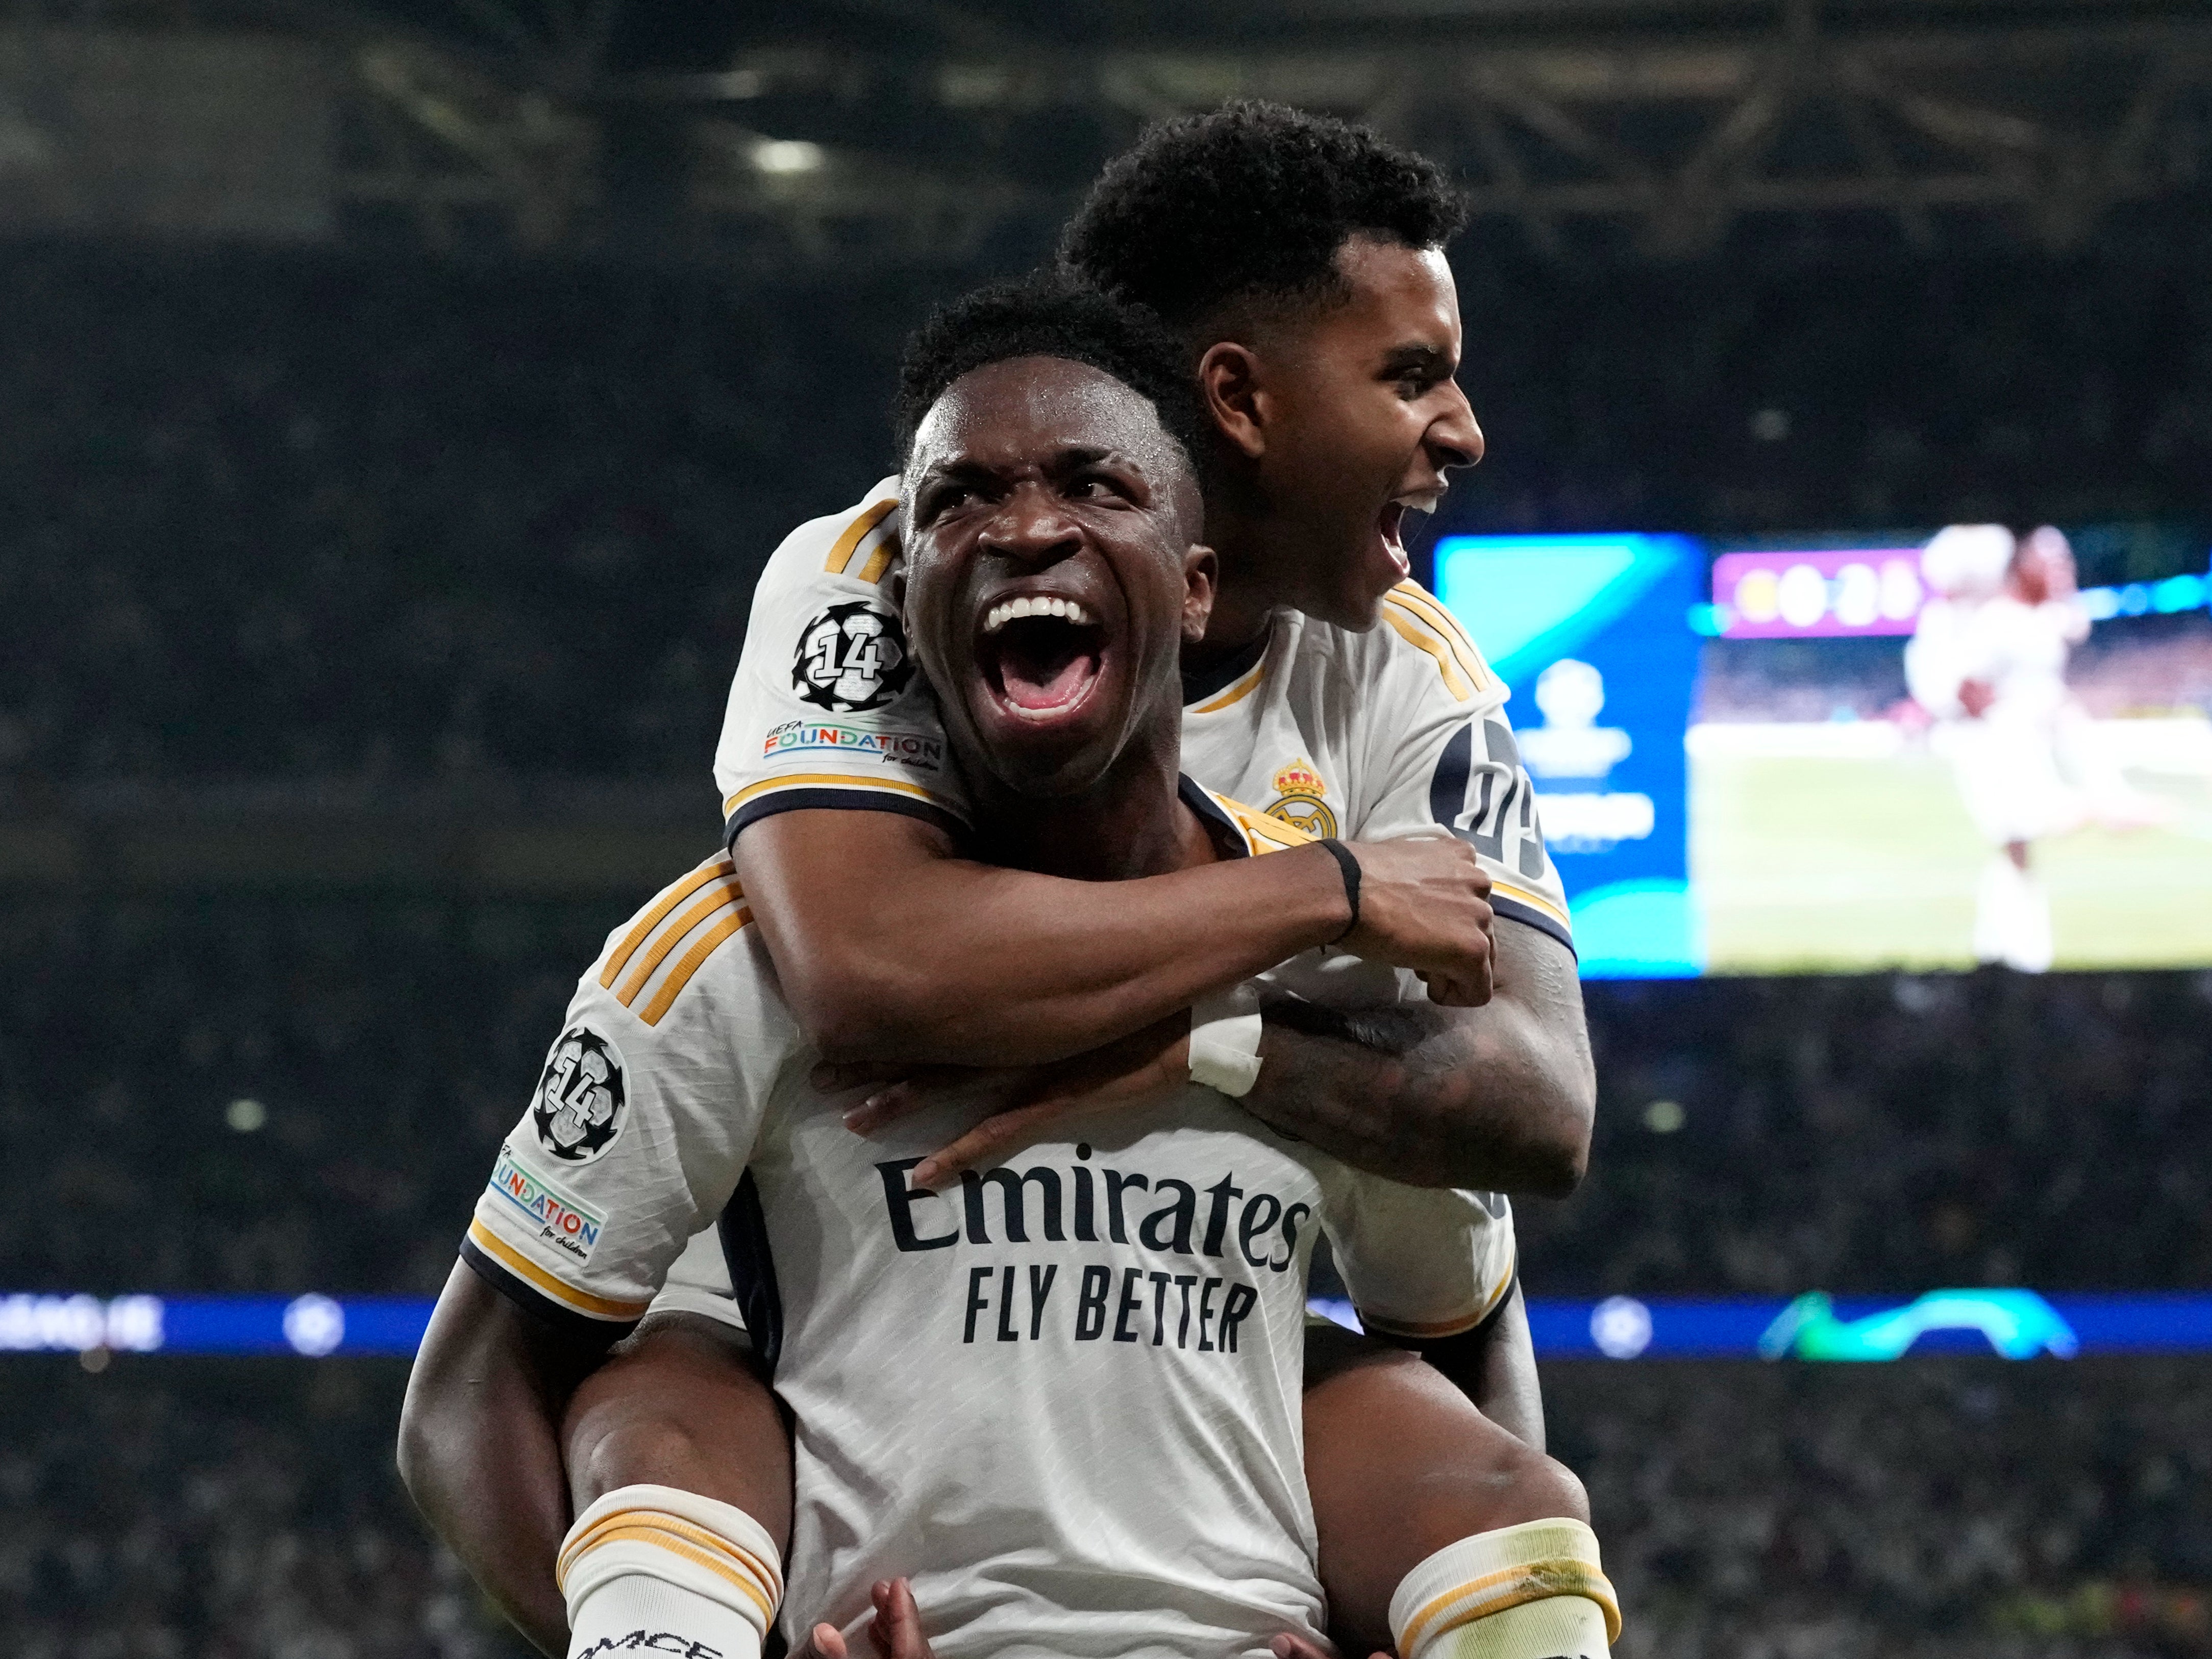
[1066,471,1129,503]
[918,483,974,522]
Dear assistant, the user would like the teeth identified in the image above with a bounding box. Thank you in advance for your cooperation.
[982,597,1095,634]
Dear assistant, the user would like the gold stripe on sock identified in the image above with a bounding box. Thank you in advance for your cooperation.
[558,1512,780,1622]
[1400,1558,1623,1653]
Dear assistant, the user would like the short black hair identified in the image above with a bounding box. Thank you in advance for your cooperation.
[893,273,1207,468]
[1058,100,1467,330]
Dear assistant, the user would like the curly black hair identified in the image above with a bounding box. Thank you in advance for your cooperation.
[1058,100,1467,329]
[892,272,1207,468]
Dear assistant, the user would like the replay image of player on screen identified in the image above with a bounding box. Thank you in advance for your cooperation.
[1436,522,2212,975]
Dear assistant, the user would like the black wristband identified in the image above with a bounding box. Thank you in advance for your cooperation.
[1316,839,1361,944]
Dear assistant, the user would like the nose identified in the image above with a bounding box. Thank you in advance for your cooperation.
[1428,380,1484,472]
[978,482,1082,566]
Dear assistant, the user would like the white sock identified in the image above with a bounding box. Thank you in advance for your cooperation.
[559,1484,782,1659]
[1973,856,2023,966]
[1389,1519,1619,1659]
[2004,870,2053,973]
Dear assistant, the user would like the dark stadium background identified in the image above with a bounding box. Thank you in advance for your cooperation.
[4,2,2210,1655]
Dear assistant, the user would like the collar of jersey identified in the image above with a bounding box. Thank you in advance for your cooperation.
[1179,620,1274,708]
[1178,776,1254,860]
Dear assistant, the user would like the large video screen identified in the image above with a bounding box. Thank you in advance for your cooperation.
[1433,525,2212,978]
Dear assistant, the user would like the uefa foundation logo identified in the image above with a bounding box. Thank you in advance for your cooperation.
[532,1024,628,1164]
[794,600,913,713]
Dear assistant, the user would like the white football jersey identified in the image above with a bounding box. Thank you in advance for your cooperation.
[467,800,1518,1659]
[713,479,1573,951]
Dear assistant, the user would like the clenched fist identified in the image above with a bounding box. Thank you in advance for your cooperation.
[1328,835,1494,1006]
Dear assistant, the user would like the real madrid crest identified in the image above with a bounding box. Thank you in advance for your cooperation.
[1264,757,1337,839]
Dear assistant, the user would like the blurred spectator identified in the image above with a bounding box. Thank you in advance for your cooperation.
[5,887,2206,1301]
[0,240,2208,786]
[2,1356,526,1659]
[1547,969,2212,1297]
[6,1353,2206,1658]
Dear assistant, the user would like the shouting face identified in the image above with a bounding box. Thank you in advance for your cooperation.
[1210,236,1484,630]
[901,355,1214,798]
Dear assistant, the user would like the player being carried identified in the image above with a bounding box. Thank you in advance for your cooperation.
[404,275,1618,1659]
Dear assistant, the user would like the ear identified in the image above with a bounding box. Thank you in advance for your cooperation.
[1197,341,1270,461]
[1180,544,1219,644]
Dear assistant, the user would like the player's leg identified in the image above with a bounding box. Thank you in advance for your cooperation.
[557,1312,792,1659]
[1303,1334,1615,1659]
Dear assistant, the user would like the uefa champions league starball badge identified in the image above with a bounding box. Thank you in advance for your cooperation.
[794,601,914,714]
[532,1024,628,1164]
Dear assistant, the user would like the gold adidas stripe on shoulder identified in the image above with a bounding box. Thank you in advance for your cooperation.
[637,908,751,1026]
[600,854,751,1026]
[823,497,899,579]
[1380,602,1473,701]
[1390,582,1491,688]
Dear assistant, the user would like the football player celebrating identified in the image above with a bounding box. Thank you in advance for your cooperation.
[402,284,1617,1659]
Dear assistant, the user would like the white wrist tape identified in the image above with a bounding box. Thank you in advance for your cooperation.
[1188,984,1264,1099]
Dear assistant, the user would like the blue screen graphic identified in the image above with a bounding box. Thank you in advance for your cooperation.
[1434,536,1703,976]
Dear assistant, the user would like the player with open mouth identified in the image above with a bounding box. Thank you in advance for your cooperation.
[404,103,1605,1659]
[404,276,1616,1659]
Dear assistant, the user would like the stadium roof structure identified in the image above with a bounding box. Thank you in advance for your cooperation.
[6,0,2211,262]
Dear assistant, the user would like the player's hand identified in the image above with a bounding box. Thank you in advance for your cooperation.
[842,1014,1193,1188]
[1957,677,1996,718]
[793,1578,934,1659]
[1333,835,1494,1007]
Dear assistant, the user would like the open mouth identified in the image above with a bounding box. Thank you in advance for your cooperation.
[1378,493,1441,579]
[977,594,1109,720]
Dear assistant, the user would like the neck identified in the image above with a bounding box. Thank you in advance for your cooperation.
[962,712,1216,883]
[1187,484,1284,664]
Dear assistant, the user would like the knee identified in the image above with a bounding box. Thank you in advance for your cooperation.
[565,1396,715,1510]
[1428,1434,1590,1537]
[1519,1448,1590,1528]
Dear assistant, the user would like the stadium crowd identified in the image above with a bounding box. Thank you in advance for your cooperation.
[1,237,2209,786]
[8,1355,2207,1659]
[5,222,2211,1659]
[4,894,2206,1301]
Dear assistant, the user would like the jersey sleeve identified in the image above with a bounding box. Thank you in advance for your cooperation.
[1349,583,1574,954]
[462,854,787,1334]
[639,1222,751,1337]
[1320,1177,1518,1342]
[712,477,972,847]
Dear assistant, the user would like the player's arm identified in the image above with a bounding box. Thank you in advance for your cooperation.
[719,493,1493,1069]
[1324,1180,1542,1442]
[400,1261,611,1657]
[1413,1280,1545,1449]
[1244,916,1593,1193]
[738,809,1487,1067]
[1233,604,1595,1192]
[401,863,771,1652]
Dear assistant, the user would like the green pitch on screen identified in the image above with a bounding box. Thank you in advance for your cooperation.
[1693,749,2212,972]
